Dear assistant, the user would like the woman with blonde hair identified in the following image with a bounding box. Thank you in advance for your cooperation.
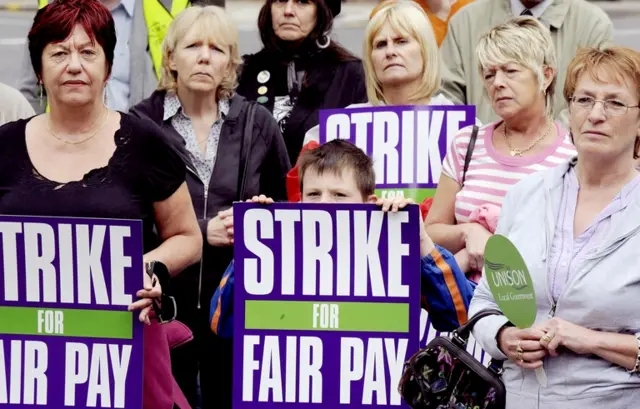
[469,46,640,408]
[361,0,449,107]
[426,16,575,279]
[289,0,455,200]
[130,6,291,409]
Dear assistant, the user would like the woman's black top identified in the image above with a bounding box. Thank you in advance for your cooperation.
[237,47,367,164]
[0,113,186,253]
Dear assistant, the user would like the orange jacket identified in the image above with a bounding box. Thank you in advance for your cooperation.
[422,0,476,46]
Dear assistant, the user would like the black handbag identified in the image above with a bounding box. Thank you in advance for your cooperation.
[398,309,507,409]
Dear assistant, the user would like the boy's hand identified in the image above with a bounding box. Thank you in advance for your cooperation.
[375,197,435,258]
[247,195,274,205]
[376,196,414,213]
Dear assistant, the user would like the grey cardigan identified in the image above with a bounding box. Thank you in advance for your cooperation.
[17,0,172,113]
[469,158,640,408]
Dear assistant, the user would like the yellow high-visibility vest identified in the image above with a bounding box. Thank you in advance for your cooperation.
[37,0,190,111]
[143,0,190,79]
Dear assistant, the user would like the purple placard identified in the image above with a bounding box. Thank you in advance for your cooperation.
[233,202,421,409]
[318,105,475,192]
[0,215,144,408]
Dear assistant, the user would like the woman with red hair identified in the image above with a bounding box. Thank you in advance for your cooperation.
[0,1,202,408]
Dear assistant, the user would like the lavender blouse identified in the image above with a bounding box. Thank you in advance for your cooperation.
[547,165,640,302]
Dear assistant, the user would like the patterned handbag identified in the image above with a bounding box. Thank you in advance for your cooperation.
[398,309,506,409]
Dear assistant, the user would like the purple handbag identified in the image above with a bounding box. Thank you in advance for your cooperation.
[143,315,193,409]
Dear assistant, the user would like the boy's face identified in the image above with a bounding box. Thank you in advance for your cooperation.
[301,168,376,204]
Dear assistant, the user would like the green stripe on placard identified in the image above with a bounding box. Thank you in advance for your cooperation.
[244,300,409,333]
[0,306,132,339]
[375,188,436,203]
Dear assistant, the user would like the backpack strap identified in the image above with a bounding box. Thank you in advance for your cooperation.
[237,102,257,201]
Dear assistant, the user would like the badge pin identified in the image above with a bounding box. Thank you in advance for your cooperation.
[257,96,269,104]
[258,86,268,95]
[257,70,270,84]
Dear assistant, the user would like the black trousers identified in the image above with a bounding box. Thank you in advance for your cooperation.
[171,302,233,409]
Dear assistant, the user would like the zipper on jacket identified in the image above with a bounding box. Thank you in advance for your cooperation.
[542,187,555,308]
[197,188,208,309]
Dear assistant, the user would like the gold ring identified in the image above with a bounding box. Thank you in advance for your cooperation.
[542,333,554,343]
[516,341,524,353]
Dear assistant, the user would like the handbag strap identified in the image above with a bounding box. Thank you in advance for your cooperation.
[461,125,478,186]
[452,308,506,375]
[237,102,257,201]
[452,308,504,345]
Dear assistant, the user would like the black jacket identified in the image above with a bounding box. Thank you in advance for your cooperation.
[130,90,291,318]
[237,48,367,164]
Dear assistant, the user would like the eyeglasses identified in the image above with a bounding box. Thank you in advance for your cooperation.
[570,95,640,116]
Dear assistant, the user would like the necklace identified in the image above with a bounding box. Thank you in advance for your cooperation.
[47,109,109,145]
[503,119,553,157]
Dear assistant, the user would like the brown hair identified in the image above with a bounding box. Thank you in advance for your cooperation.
[298,140,376,199]
[564,46,640,104]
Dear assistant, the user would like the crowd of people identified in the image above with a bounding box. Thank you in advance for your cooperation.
[1,0,639,408]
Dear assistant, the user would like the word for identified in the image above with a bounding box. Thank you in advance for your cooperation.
[241,335,406,405]
[0,222,134,305]
[37,309,64,335]
[0,340,131,407]
[242,209,411,298]
[379,190,405,199]
[490,269,528,288]
[312,303,339,329]
[323,109,468,185]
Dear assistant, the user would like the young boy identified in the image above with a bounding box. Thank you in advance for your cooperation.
[210,140,475,337]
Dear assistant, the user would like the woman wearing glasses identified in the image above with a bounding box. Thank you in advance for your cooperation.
[469,46,640,408]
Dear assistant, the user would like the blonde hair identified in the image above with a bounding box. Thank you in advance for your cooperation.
[564,46,640,104]
[363,0,440,105]
[476,16,557,117]
[158,6,242,100]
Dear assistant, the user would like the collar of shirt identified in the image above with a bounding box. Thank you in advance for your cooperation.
[163,92,230,122]
[510,0,553,18]
[111,0,135,16]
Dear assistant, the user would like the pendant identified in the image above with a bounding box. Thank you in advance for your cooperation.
[510,150,521,157]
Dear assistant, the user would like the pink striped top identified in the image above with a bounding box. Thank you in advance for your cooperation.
[442,121,576,223]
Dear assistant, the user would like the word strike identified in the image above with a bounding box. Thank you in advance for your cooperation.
[323,109,468,185]
[242,208,411,298]
[0,221,133,305]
